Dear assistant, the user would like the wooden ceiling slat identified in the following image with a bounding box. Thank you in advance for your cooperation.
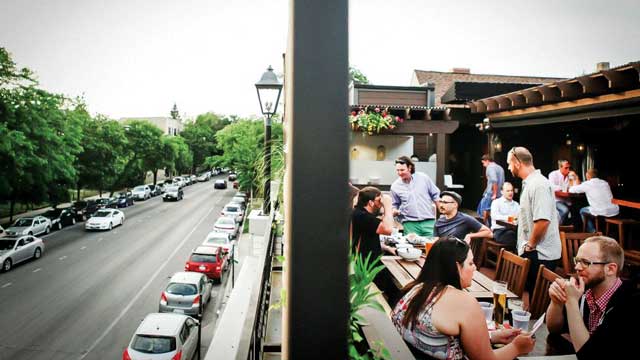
[538,85,562,103]
[602,69,639,90]
[486,99,499,112]
[523,89,543,106]
[507,93,527,107]
[497,96,512,110]
[556,81,583,99]
[577,75,609,95]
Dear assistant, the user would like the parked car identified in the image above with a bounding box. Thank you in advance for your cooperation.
[190,175,197,184]
[214,179,227,189]
[0,225,5,238]
[84,198,110,217]
[42,207,78,230]
[221,203,244,223]
[131,185,151,200]
[196,173,210,182]
[201,231,235,256]
[71,200,90,220]
[85,209,125,231]
[0,235,45,272]
[213,216,239,239]
[148,184,162,197]
[123,313,199,360]
[113,192,135,208]
[5,216,51,236]
[185,246,228,282]
[159,272,212,317]
[229,196,246,210]
[162,186,184,201]
[228,173,237,181]
[173,177,185,188]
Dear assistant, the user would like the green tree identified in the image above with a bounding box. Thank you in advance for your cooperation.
[350,66,370,85]
[0,47,35,87]
[113,120,164,191]
[180,112,230,173]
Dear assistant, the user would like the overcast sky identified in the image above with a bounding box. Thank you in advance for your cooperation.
[1,0,638,119]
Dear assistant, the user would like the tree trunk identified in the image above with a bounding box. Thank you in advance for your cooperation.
[9,198,15,224]
[153,169,158,185]
[99,188,102,197]
[77,184,81,201]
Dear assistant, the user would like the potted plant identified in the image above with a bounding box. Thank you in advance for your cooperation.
[349,107,403,135]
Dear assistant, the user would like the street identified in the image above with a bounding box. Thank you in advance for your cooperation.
[0,179,236,359]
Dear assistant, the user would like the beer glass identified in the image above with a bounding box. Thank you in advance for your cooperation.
[492,280,508,325]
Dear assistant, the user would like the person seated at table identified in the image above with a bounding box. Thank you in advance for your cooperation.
[546,236,639,359]
[434,191,493,243]
[568,168,619,233]
[490,182,520,253]
[391,237,535,359]
[549,160,580,225]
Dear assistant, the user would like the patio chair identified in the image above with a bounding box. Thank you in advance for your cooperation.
[559,231,601,276]
[529,265,562,319]
[495,249,530,297]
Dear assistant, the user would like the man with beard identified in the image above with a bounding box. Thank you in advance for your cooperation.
[546,236,638,358]
[433,191,492,243]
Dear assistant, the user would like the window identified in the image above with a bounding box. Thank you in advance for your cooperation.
[180,323,190,343]
[131,335,176,354]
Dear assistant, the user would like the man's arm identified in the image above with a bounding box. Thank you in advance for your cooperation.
[528,219,549,248]
[491,182,499,200]
[464,224,492,244]
[376,194,394,236]
[546,279,568,333]
[564,277,590,352]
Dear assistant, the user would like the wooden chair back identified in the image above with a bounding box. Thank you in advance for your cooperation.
[558,224,575,233]
[495,249,530,297]
[529,265,562,319]
[560,231,602,276]
[470,236,486,267]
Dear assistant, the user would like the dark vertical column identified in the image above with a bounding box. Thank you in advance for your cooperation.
[263,116,272,214]
[436,133,447,189]
[283,0,349,359]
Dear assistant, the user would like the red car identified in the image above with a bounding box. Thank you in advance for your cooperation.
[184,246,228,282]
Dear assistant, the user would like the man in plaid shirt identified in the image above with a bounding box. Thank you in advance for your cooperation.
[546,236,638,358]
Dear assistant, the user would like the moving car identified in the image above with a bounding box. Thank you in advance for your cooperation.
[228,173,237,181]
[5,216,51,236]
[0,235,45,272]
[123,313,199,360]
[196,173,210,182]
[214,179,227,189]
[42,207,78,230]
[162,186,184,201]
[131,185,151,200]
[159,272,212,317]
[221,203,244,223]
[201,231,235,256]
[213,216,239,239]
[184,246,228,282]
[71,200,90,220]
[85,209,125,231]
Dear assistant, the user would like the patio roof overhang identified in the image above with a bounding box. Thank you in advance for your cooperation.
[468,62,640,128]
[350,104,462,134]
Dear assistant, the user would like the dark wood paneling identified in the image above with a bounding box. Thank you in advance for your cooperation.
[358,90,428,106]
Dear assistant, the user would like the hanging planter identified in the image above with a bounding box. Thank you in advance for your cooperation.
[349,107,404,135]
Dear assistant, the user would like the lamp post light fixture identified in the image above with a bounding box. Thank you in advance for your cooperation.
[255,65,283,215]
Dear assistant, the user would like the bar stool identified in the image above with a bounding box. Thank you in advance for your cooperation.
[581,213,601,233]
[605,218,640,248]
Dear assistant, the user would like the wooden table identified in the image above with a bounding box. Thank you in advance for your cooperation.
[496,219,518,231]
[381,255,518,300]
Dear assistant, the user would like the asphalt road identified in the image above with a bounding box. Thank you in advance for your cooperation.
[0,179,237,360]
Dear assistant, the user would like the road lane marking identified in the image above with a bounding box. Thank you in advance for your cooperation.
[79,205,217,359]
[59,256,67,261]
[33,268,42,273]
[2,283,11,288]
[80,246,87,250]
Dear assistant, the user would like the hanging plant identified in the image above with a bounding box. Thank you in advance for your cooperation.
[349,107,404,135]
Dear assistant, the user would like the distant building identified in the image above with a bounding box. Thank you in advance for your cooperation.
[119,117,184,136]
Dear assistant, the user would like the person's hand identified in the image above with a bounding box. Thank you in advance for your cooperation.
[491,328,521,344]
[565,276,585,302]
[463,234,472,244]
[392,208,400,216]
[491,193,497,200]
[512,334,535,355]
[548,278,568,305]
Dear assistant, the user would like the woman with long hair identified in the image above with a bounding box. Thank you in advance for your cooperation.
[391,237,534,359]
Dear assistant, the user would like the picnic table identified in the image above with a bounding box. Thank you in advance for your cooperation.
[381,255,519,300]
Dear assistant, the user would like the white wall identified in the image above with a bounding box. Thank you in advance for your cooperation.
[350,160,436,186]
[349,135,413,161]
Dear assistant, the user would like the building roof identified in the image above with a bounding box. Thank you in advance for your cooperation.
[411,69,563,106]
[441,82,544,104]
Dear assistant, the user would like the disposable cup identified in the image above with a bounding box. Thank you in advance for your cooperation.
[478,302,494,322]
[512,310,531,331]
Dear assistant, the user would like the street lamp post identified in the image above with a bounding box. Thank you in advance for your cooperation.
[255,66,283,215]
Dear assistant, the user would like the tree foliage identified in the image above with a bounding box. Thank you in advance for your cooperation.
[350,66,370,85]
[180,112,230,173]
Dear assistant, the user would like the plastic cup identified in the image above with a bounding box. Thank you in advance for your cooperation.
[479,302,494,322]
[507,215,515,223]
[512,310,531,331]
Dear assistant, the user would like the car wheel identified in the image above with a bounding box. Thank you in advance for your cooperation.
[45,226,50,234]
[72,217,76,225]
[34,248,42,259]
[121,217,124,225]
[109,222,113,230]
[57,222,62,230]
[28,232,33,236]
[2,259,11,272]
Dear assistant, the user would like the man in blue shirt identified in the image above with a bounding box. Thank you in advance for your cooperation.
[477,154,505,220]
[434,191,493,243]
[391,156,440,236]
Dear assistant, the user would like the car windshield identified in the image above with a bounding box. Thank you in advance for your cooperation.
[14,219,33,227]
[93,210,112,218]
[225,206,239,212]
[215,180,224,184]
[0,240,17,250]
[205,236,227,245]
[44,209,62,217]
[216,218,235,226]
[191,254,217,263]
[96,198,110,205]
[133,186,146,191]
[131,335,176,354]
[117,193,128,198]
[166,283,197,295]
[148,185,156,190]
[166,186,179,192]
[232,197,244,202]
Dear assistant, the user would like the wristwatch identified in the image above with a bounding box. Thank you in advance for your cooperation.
[524,243,536,251]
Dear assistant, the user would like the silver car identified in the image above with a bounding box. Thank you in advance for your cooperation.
[213,216,239,239]
[221,203,244,223]
[131,185,151,200]
[1,235,45,272]
[201,231,235,255]
[159,272,212,317]
[5,216,52,236]
[124,313,199,360]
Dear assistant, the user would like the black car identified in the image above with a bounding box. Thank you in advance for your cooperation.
[148,184,162,197]
[214,180,227,189]
[71,201,89,220]
[113,192,134,208]
[43,207,78,230]
[228,173,237,181]
[84,198,111,217]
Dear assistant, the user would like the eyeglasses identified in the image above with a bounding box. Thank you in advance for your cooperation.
[573,257,609,267]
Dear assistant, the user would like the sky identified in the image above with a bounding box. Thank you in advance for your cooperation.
[1,0,639,120]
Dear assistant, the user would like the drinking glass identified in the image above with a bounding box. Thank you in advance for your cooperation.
[512,310,531,331]
[492,280,508,325]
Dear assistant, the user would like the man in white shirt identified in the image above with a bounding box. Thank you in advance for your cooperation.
[490,182,520,253]
[548,160,576,225]
[569,168,619,232]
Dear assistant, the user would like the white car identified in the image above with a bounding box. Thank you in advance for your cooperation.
[123,313,199,360]
[0,235,45,272]
[85,209,125,231]
[229,196,246,210]
[213,216,239,239]
[131,185,151,200]
[221,203,244,223]
[201,231,235,255]
[0,225,5,238]
[5,216,52,236]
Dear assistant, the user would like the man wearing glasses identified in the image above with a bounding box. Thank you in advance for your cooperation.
[433,190,492,243]
[390,156,440,236]
[546,236,638,358]
[507,146,561,295]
